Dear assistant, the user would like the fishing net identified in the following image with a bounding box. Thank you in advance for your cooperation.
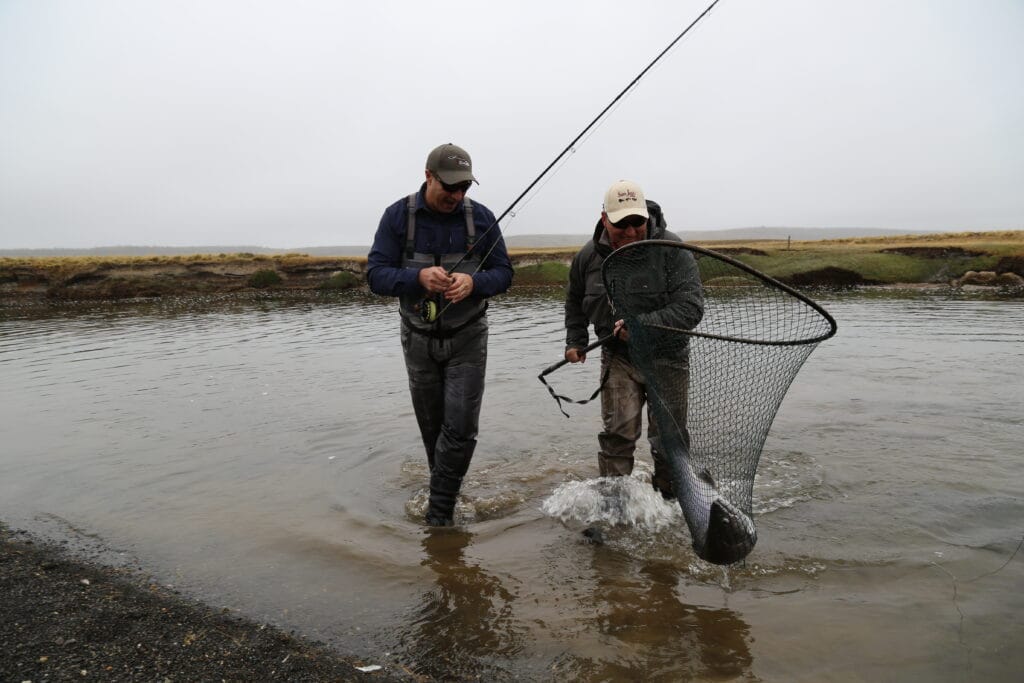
[548,240,836,565]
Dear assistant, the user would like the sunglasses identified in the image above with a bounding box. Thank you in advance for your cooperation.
[434,174,472,194]
[610,214,647,230]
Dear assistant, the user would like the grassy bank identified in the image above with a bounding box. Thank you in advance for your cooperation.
[698,230,1024,285]
[512,230,1024,288]
[2,231,1022,300]
[512,232,1024,288]
[0,252,367,299]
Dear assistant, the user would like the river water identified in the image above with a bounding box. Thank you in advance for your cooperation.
[1,288,1022,681]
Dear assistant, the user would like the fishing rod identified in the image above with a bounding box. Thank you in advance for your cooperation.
[428,0,724,322]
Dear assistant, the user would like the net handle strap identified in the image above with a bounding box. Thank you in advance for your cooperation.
[537,333,614,418]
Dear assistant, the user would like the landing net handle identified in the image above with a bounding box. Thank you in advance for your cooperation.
[537,333,615,418]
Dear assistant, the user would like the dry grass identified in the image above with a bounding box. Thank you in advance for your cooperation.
[3,231,1020,295]
[510,230,1024,258]
[698,230,1024,253]
[1,252,367,269]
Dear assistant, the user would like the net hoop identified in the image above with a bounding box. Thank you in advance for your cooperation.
[605,239,838,346]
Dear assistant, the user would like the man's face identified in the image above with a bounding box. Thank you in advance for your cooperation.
[603,212,648,250]
[424,171,471,213]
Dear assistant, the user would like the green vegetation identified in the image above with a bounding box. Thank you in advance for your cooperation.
[318,271,360,290]
[510,231,1024,287]
[701,235,1020,285]
[248,269,282,288]
[513,261,570,286]
[717,250,966,284]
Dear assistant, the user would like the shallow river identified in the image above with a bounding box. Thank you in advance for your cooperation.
[1,288,1022,681]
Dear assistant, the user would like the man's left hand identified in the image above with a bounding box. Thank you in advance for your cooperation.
[444,273,474,304]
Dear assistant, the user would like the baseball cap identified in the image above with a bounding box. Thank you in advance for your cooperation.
[603,180,649,223]
[425,143,478,185]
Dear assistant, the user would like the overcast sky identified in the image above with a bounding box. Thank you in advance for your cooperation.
[1,0,1021,249]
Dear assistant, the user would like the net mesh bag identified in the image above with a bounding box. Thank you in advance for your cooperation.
[600,240,837,564]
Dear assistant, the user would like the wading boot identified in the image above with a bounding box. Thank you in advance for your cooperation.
[425,472,461,527]
[425,513,454,528]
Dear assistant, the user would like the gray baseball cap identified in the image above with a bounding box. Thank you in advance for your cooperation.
[426,143,478,185]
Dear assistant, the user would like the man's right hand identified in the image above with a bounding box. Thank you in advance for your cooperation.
[565,348,586,364]
[418,266,454,293]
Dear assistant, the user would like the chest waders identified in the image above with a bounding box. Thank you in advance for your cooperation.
[399,194,487,337]
[400,194,489,526]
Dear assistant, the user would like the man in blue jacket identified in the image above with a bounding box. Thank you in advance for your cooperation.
[367,143,513,526]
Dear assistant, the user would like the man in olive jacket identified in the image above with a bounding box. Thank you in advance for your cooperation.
[564,180,703,498]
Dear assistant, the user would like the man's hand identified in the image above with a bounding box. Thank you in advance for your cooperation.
[418,266,453,294]
[613,319,630,342]
[443,272,474,304]
[565,347,586,364]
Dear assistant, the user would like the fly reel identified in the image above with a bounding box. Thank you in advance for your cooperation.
[419,298,440,323]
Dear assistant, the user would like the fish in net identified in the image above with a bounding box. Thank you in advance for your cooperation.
[596,239,837,565]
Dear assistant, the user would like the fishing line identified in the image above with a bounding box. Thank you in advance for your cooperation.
[434,0,724,318]
[497,94,631,228]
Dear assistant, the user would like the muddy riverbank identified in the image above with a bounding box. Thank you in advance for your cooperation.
[0,522,410,682]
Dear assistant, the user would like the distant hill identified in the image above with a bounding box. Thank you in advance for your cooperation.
[0,245,287,258]
[676,226,934,242]
[0,227,939,257]
[0,244,369,258]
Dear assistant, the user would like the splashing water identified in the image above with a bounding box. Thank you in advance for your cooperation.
[404,489,527,525]
[540,472,680,531]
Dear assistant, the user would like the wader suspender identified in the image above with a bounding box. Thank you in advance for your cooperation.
[404,194,476,259]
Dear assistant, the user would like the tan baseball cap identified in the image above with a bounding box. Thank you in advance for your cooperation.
[603,179,649,223]
[425,143,478,185]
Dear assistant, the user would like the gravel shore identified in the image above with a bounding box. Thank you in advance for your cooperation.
[0,523,411,682]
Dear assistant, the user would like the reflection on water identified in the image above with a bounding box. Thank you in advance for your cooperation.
[1,288,1023,680]
[399,530,524,681]
[540,475,755,680]
[567,554,753,682]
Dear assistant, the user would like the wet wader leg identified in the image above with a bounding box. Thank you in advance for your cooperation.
[647,361,690,500]
[597,351,644,478]
[427,322,488,526]
[401,323,444,471]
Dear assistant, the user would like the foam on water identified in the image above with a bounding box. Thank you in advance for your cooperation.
[404,489,527,525]
[540,472,680,531]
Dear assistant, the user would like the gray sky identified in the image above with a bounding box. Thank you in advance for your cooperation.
[1,0,1021,249]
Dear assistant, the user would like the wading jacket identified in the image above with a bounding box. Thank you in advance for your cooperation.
[564,200,704,359]
[367,184,513,334]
